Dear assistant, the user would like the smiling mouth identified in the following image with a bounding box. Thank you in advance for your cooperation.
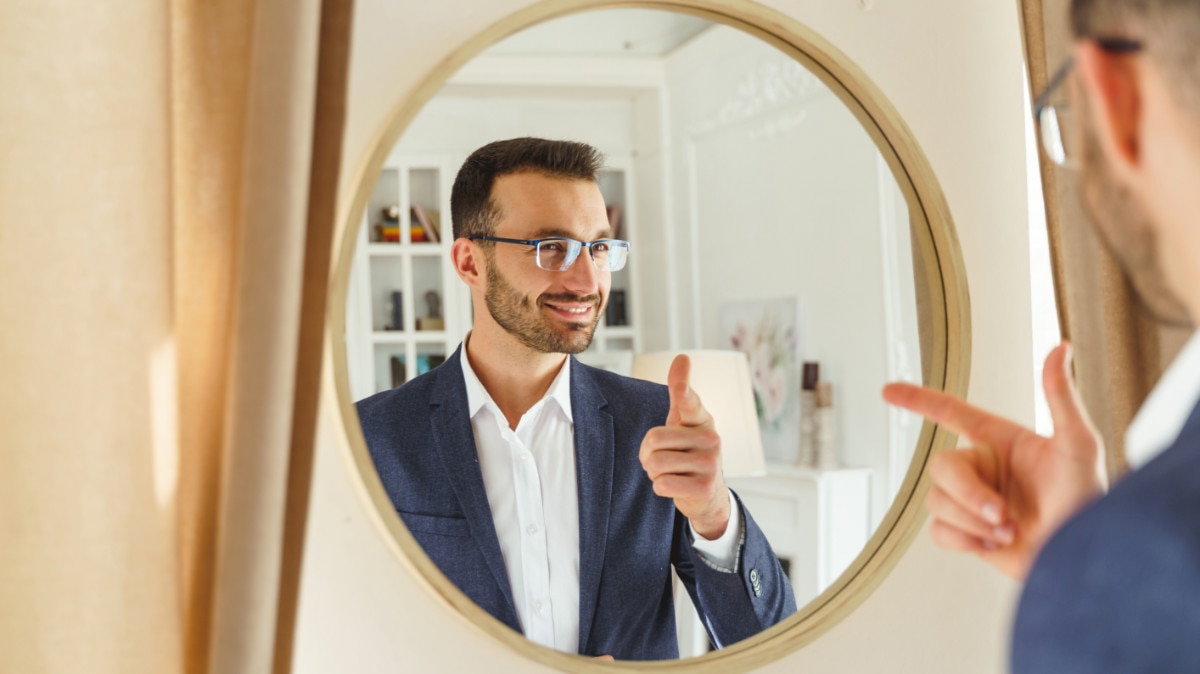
[541,296,601,321]
[544,302,594,318]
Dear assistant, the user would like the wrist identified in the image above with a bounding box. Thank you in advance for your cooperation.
[689,490,733,540]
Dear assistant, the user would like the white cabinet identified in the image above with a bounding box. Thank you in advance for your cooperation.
[727,465,871,602]
[675,465,871,657]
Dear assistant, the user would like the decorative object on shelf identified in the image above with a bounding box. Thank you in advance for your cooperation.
[416,290,445,331]
[720,297,803,464]
[390,355,406,388]
[813,381,839,469]
[377,204,401,242]
[631,350,765,477]
[416,354,447,376]
[799,361,819,466]
[387,290,403,331]
[410,205,441,243]
[605,289,628,326]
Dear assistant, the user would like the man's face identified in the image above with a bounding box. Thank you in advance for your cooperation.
[1075,77,1192,325]
[480,172,612,354]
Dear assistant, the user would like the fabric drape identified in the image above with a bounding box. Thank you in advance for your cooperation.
[1,0,351,672]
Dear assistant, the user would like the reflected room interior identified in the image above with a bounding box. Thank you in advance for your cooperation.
[342,7,935,660]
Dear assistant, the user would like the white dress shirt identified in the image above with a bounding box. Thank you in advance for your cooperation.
[458,341,742,653]
[1124,330,1200,469]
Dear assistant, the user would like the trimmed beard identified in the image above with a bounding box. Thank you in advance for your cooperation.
[484,258,604,354]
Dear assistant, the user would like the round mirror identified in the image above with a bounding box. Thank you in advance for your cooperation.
[329,1,969,669]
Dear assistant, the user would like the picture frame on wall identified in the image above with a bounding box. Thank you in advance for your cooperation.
[718,297,803,464]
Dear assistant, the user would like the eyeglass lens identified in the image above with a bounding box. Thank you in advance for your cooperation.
[1039,105,1076,167]
[536,239,629,272]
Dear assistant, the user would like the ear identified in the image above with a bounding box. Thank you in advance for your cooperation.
[451,237,485,289]
[1074,41,1144,179]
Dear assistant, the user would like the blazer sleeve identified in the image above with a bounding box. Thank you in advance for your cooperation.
[673,490,797,648]
[1012,483,1200,673]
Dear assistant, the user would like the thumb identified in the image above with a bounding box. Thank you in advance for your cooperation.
[666,354,707,427]
[1043,342,1096,447]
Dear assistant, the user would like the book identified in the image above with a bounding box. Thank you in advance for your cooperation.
[425,209,441,242]
[411,205,440,243]
[390,355,406,388]
[606,289,627,326]
[390,290,402,331]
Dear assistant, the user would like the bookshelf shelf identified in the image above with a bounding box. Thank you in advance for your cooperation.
[346,157,463,400]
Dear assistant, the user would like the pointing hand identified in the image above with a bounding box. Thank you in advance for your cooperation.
[883,343,1104,580]
[639,354,730,539]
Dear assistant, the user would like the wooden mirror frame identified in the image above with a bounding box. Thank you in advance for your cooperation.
[324,0,972,670]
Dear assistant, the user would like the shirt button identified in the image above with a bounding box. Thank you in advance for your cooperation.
[526,524,538,535]
[534,601,543,612]
[521,452,531,461]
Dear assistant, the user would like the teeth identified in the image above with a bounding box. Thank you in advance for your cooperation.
[551,305,589,314]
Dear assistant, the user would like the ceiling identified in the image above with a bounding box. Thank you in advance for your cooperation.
[483,8,714,58]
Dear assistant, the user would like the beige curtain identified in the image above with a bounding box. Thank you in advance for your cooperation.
[1018,0,1192,478]
[0,0,351,672]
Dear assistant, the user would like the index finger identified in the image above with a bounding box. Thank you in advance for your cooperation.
[882,382,1024,447]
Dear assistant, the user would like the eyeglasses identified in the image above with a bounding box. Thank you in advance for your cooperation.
[1034,37,1142,168]
[468,235,631,272]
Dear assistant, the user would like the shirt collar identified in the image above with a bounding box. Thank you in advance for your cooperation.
[459,335,574,423]
[1125,329,1200,468]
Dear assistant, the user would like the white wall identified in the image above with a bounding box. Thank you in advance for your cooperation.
[661,24,923,531]
[296,0,1031,671]
[394,96,636,159]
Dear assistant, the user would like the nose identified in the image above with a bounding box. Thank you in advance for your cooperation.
[561,247,603,294]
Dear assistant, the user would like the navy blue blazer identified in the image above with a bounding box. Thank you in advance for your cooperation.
[356,347,796,660]
[1012,400,1200,672]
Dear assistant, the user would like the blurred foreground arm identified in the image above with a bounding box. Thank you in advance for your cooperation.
[882,343,1105,580]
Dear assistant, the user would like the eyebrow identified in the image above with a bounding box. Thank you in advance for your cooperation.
[526,226,614,240]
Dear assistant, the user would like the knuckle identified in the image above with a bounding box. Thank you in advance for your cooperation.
[930,522,966,551]
[928,453,955,481]
[642,453,663,475]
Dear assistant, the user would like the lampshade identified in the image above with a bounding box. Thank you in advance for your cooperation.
[630,350,766,477]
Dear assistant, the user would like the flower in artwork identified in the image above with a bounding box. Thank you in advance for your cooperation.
[730,309,797,428]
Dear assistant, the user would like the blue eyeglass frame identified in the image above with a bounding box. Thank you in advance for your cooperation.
[467,235,631,272]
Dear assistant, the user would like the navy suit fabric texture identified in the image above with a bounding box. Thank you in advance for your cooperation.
[355,347,796,660]
[1012,399,1200,673]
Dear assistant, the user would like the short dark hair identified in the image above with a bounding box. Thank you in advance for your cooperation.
[450,137,605,240]
[1071,0,1200,106]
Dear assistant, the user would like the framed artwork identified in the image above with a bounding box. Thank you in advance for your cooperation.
[719,297,803,464]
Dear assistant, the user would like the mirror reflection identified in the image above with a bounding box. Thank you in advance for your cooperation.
[344,8,931,661]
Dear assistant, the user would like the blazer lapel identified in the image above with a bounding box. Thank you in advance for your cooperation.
[572,359,615,651]
[428,348,518,622]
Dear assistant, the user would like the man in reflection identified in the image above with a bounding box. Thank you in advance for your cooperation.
[357,137,795,660]
[886,0,1200,670]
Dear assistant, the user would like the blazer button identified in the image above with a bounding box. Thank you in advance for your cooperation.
[750,568,762,597]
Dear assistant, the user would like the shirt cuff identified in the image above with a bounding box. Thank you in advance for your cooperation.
[688,488,743,572]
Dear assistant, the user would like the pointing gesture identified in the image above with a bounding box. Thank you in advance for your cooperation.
[883,343,1105,580]
[640,354,731,539]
